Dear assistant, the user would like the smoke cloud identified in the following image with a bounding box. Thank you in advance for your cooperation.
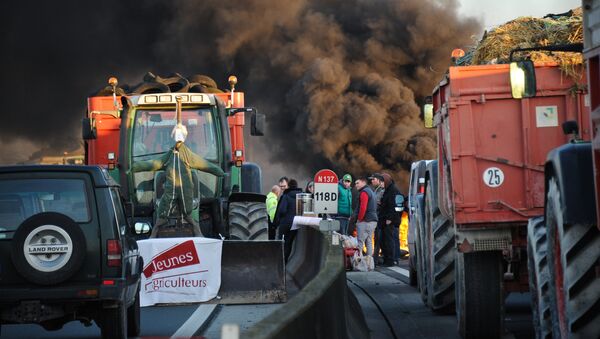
[0,0,479,190]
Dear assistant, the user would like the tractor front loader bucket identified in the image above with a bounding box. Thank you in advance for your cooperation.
[214,240,286,304]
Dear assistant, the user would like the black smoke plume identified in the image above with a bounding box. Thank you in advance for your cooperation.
[0,0,479,189]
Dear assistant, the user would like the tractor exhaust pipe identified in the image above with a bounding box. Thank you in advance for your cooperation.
[175,95,182,125]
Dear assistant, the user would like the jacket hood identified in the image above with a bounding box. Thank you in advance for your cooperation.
[382,172,393,188]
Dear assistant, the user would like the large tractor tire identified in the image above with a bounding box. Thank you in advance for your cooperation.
[527,216,552,339]
[228,201,269,240]
[456,251,503,339]
[545,177,600,338]
[424,181,455,312]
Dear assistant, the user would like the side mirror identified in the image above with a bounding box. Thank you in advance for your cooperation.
[149,113,162,123]
[82,118,97,140]
[395,194,405,212]
[134,222,151,235]
[510,60,536,99]
[562,120,579,135]
[423,104,434,129]
[251,112,265,136]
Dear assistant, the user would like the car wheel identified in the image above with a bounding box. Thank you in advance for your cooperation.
[101,303,127,339]
[127,287,141,337]
[11,212,86,285]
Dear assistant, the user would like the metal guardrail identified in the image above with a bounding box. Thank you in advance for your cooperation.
[245,227,369,339]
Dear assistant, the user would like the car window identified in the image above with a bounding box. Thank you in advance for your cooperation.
[0,179,90,233]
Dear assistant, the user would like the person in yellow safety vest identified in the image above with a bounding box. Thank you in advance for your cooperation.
[266,185,281,239]
[266,185,281,222]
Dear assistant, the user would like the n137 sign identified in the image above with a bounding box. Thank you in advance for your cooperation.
[314,169,339,214]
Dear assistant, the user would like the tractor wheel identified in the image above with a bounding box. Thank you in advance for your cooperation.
[228,201,269,240]
[425,181,455,313]
[527,216,552,339]
[545,177,600,338]
[456,251,503,339]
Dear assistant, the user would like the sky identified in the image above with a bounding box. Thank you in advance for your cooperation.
[459,0,581,30]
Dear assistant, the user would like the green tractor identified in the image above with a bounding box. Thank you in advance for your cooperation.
[83,75,286,304]
[83,74,269,240]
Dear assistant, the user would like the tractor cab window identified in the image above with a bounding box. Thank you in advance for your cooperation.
[132,108,218,161]
[131,108,220,205]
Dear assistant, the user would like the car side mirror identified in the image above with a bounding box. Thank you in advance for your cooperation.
[510,60,536,99]
[82,118,97,140]
[395,194,405,212]
[134,222,151,235]
[251,112,265,136]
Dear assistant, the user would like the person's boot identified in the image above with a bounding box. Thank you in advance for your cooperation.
[150,218,168,238]
[184,215,203,237]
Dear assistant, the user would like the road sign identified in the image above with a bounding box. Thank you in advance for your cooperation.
[314,169,339,214]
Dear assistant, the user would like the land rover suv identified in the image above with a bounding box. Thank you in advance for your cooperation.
[0,166,142,338]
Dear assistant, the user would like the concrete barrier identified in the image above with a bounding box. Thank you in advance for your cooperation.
[245,227,369,339]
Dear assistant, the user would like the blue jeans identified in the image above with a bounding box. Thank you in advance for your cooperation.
[335,216,350,235]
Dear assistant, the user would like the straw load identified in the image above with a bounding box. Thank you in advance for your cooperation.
[458,8,583,78]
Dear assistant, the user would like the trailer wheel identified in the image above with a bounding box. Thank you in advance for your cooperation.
[425,182,455,312]
[228,201,269,240]
[546,177,600,338]
[527,216,552,339]
[456,251,503,339]
[415,201,428,303]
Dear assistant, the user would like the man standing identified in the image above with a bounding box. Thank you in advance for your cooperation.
[273,179,303,261]
[370,173,385,263]
[278,177,289,191]
[336,174,353,235]
[379,173,402,266]
[266,185,281,239]
[353,177,378,257]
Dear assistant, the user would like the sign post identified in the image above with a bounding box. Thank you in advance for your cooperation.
[314,169,339,215]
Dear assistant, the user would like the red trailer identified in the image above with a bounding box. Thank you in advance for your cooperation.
[427,61,589,338]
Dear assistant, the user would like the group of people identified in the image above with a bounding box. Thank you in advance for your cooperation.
[265,172,406,267]
[355,173,404,267]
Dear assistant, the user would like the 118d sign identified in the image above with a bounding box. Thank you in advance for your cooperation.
[314,169,339,214]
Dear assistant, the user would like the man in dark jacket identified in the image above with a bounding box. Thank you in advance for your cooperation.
[273,179,303,261]
[379,173,402,266]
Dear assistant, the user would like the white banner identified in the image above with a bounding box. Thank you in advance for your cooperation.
[137,237,223,307]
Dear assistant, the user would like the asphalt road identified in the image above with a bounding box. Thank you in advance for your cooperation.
[348,258,535,339]
[1,304,200,338]
[0,299,283,339]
